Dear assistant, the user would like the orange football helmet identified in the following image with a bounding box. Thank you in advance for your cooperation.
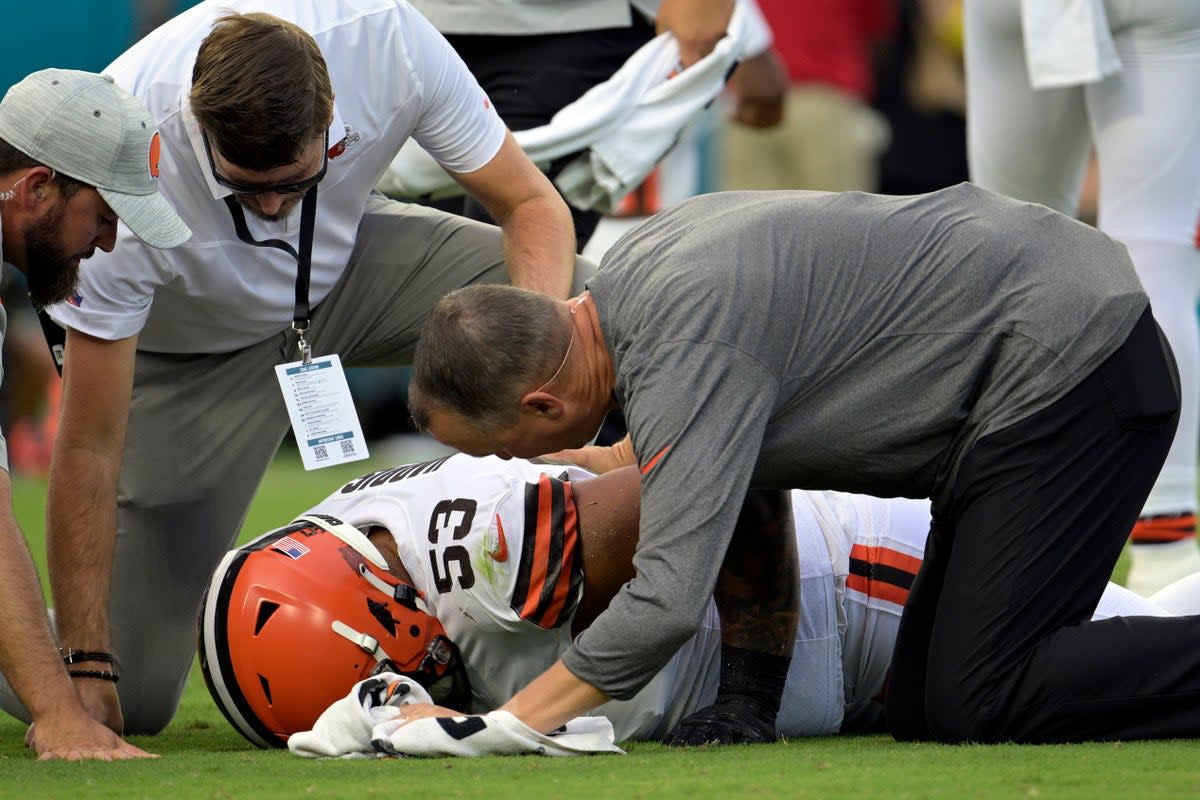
[198,513,469,748]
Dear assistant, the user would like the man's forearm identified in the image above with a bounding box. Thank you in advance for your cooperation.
[0,501,77,719]
[501,194,576,299]
[46,449,121,651]
[715,489,800,655]
[500,660,610,734]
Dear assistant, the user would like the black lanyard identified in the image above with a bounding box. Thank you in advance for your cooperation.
[223,185,319,362]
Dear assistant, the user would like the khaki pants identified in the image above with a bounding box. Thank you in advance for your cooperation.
[722,85,889,193]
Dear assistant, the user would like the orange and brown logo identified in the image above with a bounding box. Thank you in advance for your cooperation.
[148,131,161,178]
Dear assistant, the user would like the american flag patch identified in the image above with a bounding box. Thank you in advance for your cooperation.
[272,536,310,559]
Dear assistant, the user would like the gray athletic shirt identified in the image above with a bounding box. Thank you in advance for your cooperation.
[565,183,1148,699]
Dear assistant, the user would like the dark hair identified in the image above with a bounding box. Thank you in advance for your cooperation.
[409,285,570,433]
[0,138,88,200]
[190,12,333,169]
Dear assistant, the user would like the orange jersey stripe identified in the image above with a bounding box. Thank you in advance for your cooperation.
[847,543,921,608]
[1131,513,1197,544]
[514,474,583,629]
[518,476,555,620]
[541,480,579,626]
[846,573,911,607]
[850,544,923,576]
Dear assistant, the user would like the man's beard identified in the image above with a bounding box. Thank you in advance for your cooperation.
[235,193,303,223]
[23,202,82,309]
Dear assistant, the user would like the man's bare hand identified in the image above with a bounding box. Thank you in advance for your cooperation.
[26,710,156,761]
[393,702,464,725]
[546,435,637,474]
[73,679,125,736]
[657,0,735,68]
[728,49,788,128]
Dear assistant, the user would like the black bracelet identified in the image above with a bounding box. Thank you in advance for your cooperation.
[59,648,115,666]
[67,669,119,683]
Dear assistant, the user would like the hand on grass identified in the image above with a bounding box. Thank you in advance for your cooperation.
[26,709,157,761]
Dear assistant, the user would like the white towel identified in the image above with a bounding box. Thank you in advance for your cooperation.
[372,711,624,758]
[376,0,771,211]
[288,673,624,759]
[1020,0,1122,89]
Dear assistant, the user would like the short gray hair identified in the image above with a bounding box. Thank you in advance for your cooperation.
[409,285,570,432]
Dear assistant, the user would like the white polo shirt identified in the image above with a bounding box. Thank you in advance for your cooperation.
[46,0,506,354]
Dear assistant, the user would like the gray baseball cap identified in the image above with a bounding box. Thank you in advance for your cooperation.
[0,68,190,249]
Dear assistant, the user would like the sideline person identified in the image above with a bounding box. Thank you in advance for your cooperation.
[0,68,189,759]
[964,0,1200,595]
[408,184,1197,744]
[409,0,735,249]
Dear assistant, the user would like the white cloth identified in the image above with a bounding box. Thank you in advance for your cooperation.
[289,673,623,758]
[377,0,770,213]
[44,0,507,354]
[1019,0,1122,89]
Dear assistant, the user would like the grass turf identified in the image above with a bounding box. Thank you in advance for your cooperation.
[1,451,1190,800]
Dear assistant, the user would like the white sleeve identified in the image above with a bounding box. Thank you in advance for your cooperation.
[44,229,164,340]
[396,2,507,174]
[453,469,586,633]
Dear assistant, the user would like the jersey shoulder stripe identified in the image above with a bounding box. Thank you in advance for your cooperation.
[512,473,582,629]
[846,543,921,607]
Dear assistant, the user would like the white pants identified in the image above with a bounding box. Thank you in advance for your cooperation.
[837,494,1176,731]
[965,0,1200,516]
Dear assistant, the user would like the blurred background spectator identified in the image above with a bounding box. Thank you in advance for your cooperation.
[721,0,894,194]
[871,0,967,196]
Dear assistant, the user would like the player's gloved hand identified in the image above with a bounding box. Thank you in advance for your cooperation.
[665,644,790,747]
[664,693,778,746]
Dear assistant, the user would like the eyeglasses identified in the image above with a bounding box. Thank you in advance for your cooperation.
[202,129,328,196]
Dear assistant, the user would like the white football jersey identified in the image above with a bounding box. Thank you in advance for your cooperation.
[306,455,926,740]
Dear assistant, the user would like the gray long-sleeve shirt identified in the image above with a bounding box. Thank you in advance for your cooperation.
[566,183,1148,699]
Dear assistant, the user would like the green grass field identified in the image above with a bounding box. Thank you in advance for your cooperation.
[1,451,1195,799]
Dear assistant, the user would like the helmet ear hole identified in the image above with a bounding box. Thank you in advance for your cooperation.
[367,598,397,636]
[254,601,279,635]
[258,675,273,704]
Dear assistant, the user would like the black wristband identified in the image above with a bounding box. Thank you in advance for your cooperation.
[59,648,115,666]
[716,644,791,721]
[67,669,119,683]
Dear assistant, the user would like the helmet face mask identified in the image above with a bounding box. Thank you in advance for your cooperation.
[199,515,471,748]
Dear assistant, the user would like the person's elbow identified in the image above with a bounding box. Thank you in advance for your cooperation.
[649,602,709,658]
